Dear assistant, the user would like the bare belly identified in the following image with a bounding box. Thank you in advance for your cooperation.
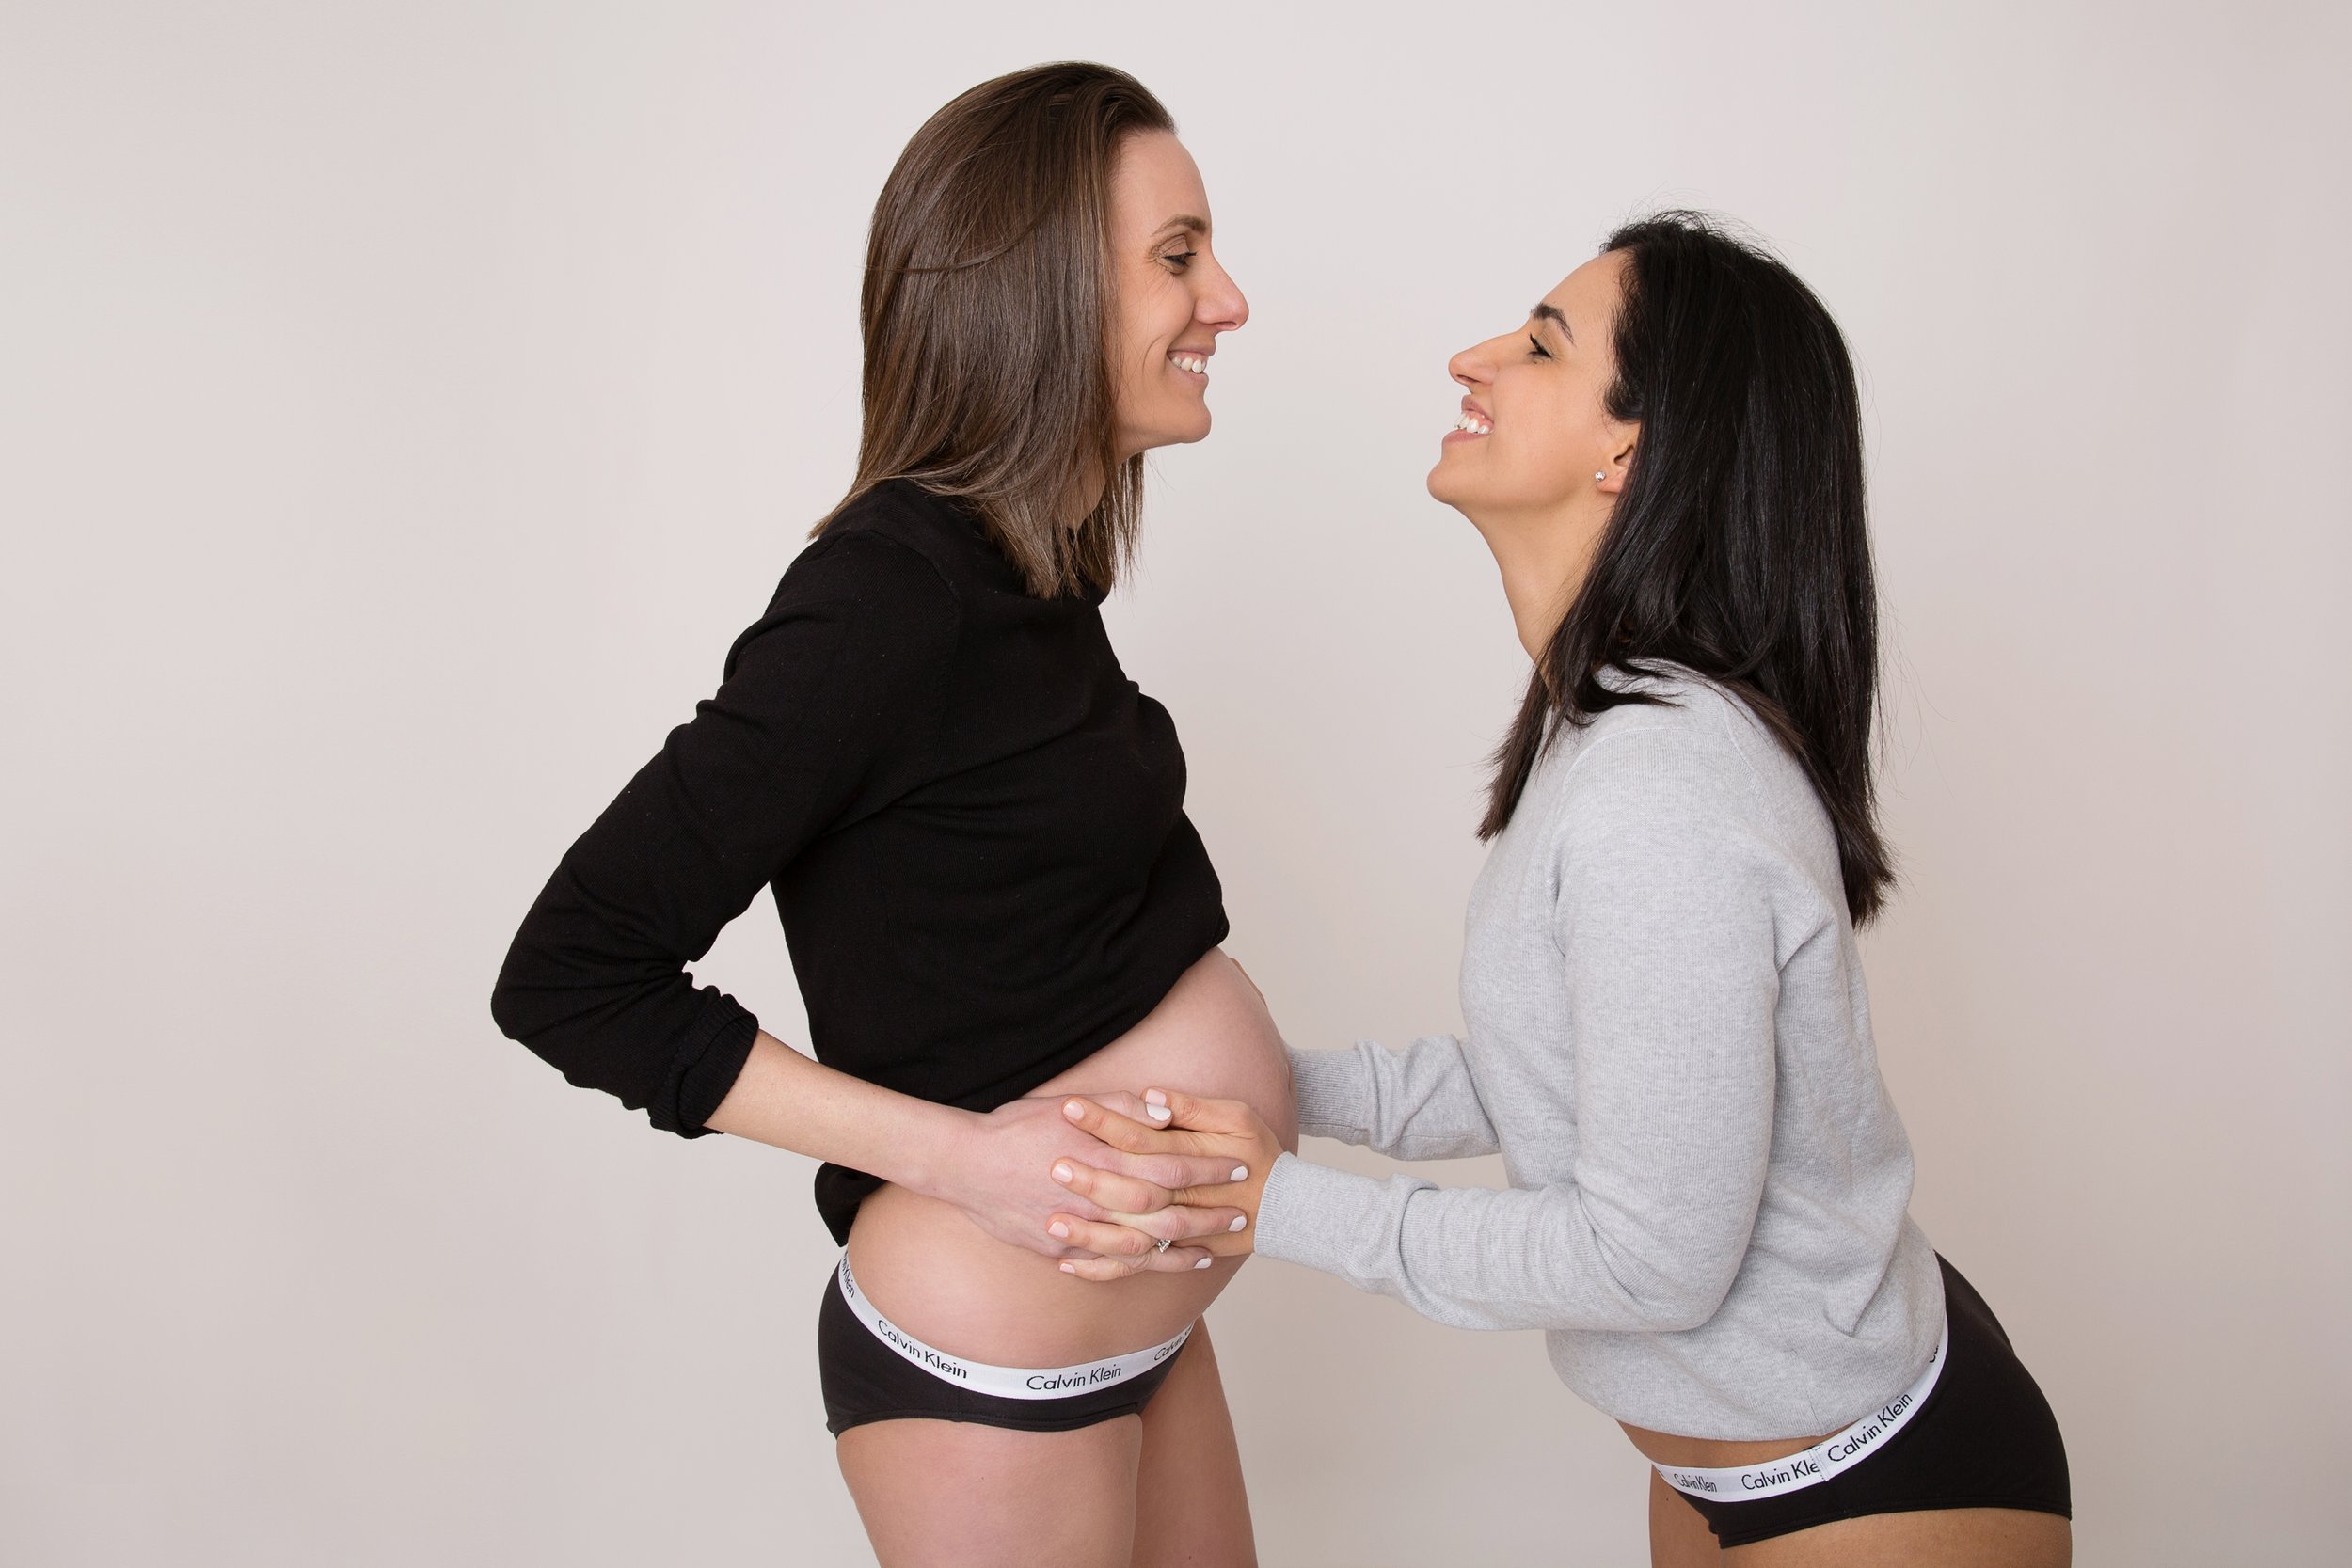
[844,947,1297,1366]
[1621,1420,1832,1471]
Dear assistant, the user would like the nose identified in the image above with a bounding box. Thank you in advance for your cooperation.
[1449,339,1494,391]
[1198,255,1248,334]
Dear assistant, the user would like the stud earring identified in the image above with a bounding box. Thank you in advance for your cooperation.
[1595,471,1607,483]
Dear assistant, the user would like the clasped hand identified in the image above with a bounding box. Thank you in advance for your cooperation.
[1045,1088,1285,1281]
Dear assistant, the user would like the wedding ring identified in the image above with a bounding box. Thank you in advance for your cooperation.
[1153,1235,1173,1253]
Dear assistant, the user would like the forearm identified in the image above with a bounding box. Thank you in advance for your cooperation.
[1292,1035,1500,1160]
[702,1030,970,1198]
[1253,1155,1746,1334]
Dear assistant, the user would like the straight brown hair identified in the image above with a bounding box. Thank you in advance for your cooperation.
[814,62,1175,599]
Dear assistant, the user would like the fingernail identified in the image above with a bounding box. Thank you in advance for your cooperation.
[1146,1104,1172,1122]
[1063,1100,1084,1120]
[1052,1163,1073,1183]
[1048,1220,1069,1239]
[1231,1165,1248,1181]
[1194,1257,1213,1269]
[1229,1215,1248,1231]
[1060,1261,1076,1274]
[1145,1088,1169,1106]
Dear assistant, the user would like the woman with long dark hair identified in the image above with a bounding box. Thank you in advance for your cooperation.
[1047,214,2074,1565]
[491,64,1291,1566]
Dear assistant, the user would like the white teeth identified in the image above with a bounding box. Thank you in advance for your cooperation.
[1169,353,1206,374]
[1454,412,1492,435]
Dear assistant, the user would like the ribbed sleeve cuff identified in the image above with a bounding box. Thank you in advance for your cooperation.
[667,1006,762,1137]
[1253,1151,1387,1276]
[1287,1045,1374,1142]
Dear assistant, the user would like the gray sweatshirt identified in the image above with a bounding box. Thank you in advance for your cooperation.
[1254,663,1946,1441]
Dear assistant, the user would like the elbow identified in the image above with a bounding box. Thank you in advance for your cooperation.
[488,934,560,1049]
[1636,1280,1732,1334]
[1580,1243,1740,1334]
[488,973,529,1044]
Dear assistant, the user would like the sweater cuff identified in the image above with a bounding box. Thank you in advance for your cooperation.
[1253,1150,1388,1276]
[1286,1045,1374,1143]
[667,1005,762,1137]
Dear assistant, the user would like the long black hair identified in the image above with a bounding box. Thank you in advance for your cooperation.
[1482,211,1896,926]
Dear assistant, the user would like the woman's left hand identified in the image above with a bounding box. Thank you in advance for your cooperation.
[1047,1088,1283,1281]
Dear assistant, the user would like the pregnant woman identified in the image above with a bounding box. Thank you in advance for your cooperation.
[1047,214,2073,1565]
[490,64,1292,1568]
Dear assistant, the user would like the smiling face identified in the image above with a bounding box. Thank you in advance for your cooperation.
[1105,131,1248,461]
[1429,249,1637,524]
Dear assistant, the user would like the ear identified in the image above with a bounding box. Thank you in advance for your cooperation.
[1596,426,1638,497]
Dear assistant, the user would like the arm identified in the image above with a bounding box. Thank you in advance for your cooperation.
[1054,730,1800,1327]
[1288,1035,1500,1160]
[489,534,1234,1260]
[1254,733,1787,1330]
[489,531,956,1134]
[708,1031,1235,1260]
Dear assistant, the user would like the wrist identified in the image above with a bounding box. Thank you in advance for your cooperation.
[897,1104,981,1203]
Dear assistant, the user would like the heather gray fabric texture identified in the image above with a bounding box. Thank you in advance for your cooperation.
[1255,663,1946,1441]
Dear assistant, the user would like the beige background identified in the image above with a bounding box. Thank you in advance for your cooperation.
[4,3,2346,1564]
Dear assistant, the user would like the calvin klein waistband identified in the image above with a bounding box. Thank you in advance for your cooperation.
[1656,1316,1949,1503]
[834,1252,1193,1402]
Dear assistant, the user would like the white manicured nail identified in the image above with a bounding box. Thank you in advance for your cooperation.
[1145,1088,1169,1106]
[1229,1215,1248,1232]
[1231,1165,1248,1181]
[1194,1257,1213,1269]
[1060,1261,1076,1274]
[1146,1104,1171,1122]
[1048,1220,1069,1238]
[1052,1164,1073,1183]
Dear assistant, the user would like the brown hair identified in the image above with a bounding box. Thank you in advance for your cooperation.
[815,62,1175,598]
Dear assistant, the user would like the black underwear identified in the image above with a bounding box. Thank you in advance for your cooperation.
[1674,1255,2072,1547]
[817,1254,1191,1436]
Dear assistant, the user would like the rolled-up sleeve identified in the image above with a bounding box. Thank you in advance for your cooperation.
[489,531,960,1135]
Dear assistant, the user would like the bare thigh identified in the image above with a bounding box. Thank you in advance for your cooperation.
[836,1415,1141,1568]
[831,1321,1257,1568]
[1133,1320,1256,1568]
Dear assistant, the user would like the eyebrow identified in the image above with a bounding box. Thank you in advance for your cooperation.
[1156,214,1209,238]
[1531,303,1573,344]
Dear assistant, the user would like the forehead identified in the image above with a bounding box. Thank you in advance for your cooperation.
[1537,249,1629,333]
[1111,131,1208,227]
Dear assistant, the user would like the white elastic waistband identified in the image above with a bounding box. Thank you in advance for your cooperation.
[1656,1316,1950,1503]
[834,1253,1192,1402]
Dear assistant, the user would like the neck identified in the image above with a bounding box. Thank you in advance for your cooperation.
[1462,501,1606,661]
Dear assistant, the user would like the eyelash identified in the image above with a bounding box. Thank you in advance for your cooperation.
[1527,334,1552,360]
[1161,249,1197,273]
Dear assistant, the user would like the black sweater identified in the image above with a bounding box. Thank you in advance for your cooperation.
[490,480,1230,1243]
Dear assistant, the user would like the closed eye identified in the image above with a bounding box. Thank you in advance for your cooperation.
[1162,249,1198,273]
[1527,333,1552,361]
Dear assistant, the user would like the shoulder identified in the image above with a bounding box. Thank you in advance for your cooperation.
[1535,666,1844,931]
[1528,665,1827,863]
[805,478,1006,600]
[1564,664,1814,809]
[723,494,965,681]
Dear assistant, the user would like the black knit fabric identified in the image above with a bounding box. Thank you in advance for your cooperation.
[492,479,1228,1241]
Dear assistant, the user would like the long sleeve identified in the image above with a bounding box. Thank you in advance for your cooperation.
[1254,726,1798,1335]
[489,531,961,1135]
[1286,1037,1500,1159]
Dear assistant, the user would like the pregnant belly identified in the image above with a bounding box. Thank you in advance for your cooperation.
[844,947,1298,1367]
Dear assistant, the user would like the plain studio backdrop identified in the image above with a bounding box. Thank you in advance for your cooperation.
[3,3,2346,1564]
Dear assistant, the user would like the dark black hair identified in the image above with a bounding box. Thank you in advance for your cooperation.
[1482,210,1896,926]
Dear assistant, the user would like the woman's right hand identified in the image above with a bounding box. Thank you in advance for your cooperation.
[930,1092,1253,1270]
